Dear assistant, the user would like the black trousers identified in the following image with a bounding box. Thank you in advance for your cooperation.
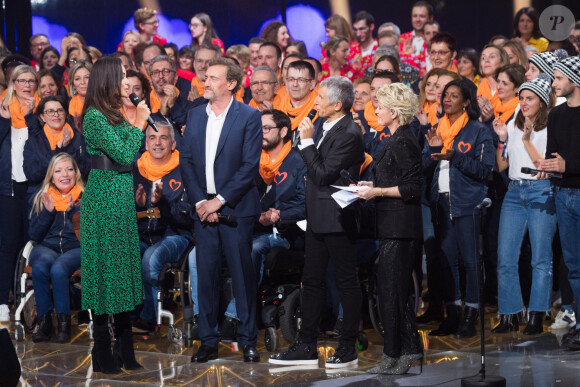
[377,238,422,357]
[0,328,20,387]
[300,229,361,347]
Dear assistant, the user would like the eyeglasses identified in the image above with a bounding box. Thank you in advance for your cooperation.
[69,58,79,65]
[250,80,276,87]
[189,23,202,30]
[262,126,279,133]
[150,69,175,78]
[431,50,451,57]
[195,59,212,66]
[15,79,38,86]
[286,77,312,84]
[43,108,65,117]
[142,20,159,26]
[31,42,49,49]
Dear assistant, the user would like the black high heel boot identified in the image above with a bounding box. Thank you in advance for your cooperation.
[32,312,54,342]
[56,314,71,343]
[113,312,143,370]
[491,314,519,333]
[523,311,544,335]
[455,306,479,338]
[92,314,121,374]
[429,305,461,336]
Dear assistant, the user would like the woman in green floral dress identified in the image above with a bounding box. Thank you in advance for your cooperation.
[80,56,150,374]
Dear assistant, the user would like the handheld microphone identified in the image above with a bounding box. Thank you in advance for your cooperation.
[340,169,358,185]
[521,167,563,179]
[307,109,317,120]
[475,198,492,210]
[129,93,158,132]
[217,214,238,226]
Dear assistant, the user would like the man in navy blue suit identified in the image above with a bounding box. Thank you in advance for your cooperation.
[180,57,262,363]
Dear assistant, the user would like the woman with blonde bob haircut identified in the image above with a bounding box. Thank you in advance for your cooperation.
[358,83,424,375]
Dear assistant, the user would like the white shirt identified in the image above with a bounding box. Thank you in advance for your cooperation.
[298,114,345,150]
[505,119,547,181]
[11,126,28,182]
[438,160,450,193]
[204,97,233,203]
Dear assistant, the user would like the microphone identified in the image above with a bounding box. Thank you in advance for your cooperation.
[217,214,237,226]
[307,109,317,120]
[129,93,158,132]
[521,167,563,179]
[340,169,358,185]
[475,198,492,210]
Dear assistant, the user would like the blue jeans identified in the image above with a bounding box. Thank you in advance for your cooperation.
[29,244,81,317]
[497,180,556,314]
[190,233,290,318]
[140,235,190,323]
[555,187,580,329]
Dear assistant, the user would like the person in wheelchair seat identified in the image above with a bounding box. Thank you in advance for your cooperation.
[28,153,84,343]
[131,121,194,333]
[189,109,306,340]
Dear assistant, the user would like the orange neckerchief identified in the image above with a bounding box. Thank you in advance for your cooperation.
[436,112,469,152]
[249,94,282,111]
[424,101,439,126]
[234,87,245,103]
[277,85,288,99]
[360,152,373,174]
[48,184,82,212]
[191,77,205,97]
[448,62,458,73]
[477,77,501,112]
[8,95,40,129]
[259,141,292,185]
[280,90,318,130]
[149,87,180,114]
[137,150,180,182]
[43,123,75,150]
[495,96,519,123]
[363,101,386,132]
[68,94,84,118]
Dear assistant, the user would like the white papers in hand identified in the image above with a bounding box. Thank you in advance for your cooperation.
[330,185,369,208]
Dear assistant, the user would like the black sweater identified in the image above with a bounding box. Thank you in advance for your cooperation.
[546,103,580,188]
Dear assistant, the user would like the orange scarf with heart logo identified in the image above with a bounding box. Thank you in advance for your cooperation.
[436,112,469,152]
[8,95,41,129]
[191,77,205,97]
[259,141,292,185]
[48,184,83,212]
[279,90,318,130]
[43,123,75,150]
[495,96,519,123]
[68,94,84,119]
[137,150,180,182]
[149,87,180,114]
[363,101,386,132]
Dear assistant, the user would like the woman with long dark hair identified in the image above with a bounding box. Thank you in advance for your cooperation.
[80,56,150,374]
[189,13,224,54]
[261,21,291,56]
[513,7,548,53]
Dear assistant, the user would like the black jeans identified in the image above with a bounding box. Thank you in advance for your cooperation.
[378,238,423,357]
[300,229,361,347]
[0,181,29,304]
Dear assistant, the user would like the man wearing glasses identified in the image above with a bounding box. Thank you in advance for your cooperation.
[134,8,167,46]
[190,44,221,99]
[248,66,280,111]
[279,61,318,133]
[29,34,49,71]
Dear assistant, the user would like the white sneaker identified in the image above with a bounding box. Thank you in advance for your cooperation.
[0,304,10,322]
[549,309,576,330]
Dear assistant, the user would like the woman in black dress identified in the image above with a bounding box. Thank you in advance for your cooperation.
[357,82,424,374]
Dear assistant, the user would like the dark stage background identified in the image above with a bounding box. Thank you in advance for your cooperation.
[1,0,578,60]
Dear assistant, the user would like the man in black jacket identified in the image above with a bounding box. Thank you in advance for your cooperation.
[269,76,365,368]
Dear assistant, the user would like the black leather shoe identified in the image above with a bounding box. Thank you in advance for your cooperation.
[491,314,519,333]
[417,304,444,324]
[523,311,544,335]
[191,345,218,363]
[243,345,260,362]
[429,305,461,336]
[220,317,239,342]
[56,314,71,343]
[455,306,479,338]
[32,312,54,343]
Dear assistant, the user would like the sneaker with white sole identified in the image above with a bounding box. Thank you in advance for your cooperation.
[549,309,576,330]
[325,345,358,368]
[0,304,10,322]
[269,340,319,366]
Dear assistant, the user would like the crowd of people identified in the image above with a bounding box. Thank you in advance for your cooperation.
[0,1,580,377]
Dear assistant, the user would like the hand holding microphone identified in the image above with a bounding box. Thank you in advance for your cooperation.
[298,109,317,140]
[129,93,157,132]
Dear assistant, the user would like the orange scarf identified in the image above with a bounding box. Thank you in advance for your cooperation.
[191,77,205,97]
[436,112,469,152]
[424,101,439,126]
[448,62,458,73]
[8,95,40,129]
[363,101,386,132]
[249,94,282,110]
[279,90,318,130]
[360,152,373,174]
[137,150,180,182]
[149,87,180,114]
[259,141,292,185]
[48,184,82,212]
[477,77,501,112]
[68,94,84,119]
[234,87,245,103]
[43,123,75,150]
[277,85,288,99]
[495,96,519,123]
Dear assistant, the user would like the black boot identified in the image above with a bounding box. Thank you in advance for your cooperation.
[455,306,479,338]
[56,314,71,343]
[32,312,54,342]
[92,314,121,374]
[429,305,461,336]
[113,312,143,370]
[491,314,519,333]
[523,311,544,335]
[417,303,444,324]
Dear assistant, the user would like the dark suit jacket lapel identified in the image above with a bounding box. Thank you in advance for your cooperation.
[215,99,240,159]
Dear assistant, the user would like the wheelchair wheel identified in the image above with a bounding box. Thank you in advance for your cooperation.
[168,326,183,343]
[264,327,279,352]
[279,288,301,343]
[15,325,25,342]
[22,295,37,332]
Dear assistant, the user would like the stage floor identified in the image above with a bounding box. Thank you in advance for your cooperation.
[7,307,580,386]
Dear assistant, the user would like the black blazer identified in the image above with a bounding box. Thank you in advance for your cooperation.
[373,125,423,240]
[299,114,365,234]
